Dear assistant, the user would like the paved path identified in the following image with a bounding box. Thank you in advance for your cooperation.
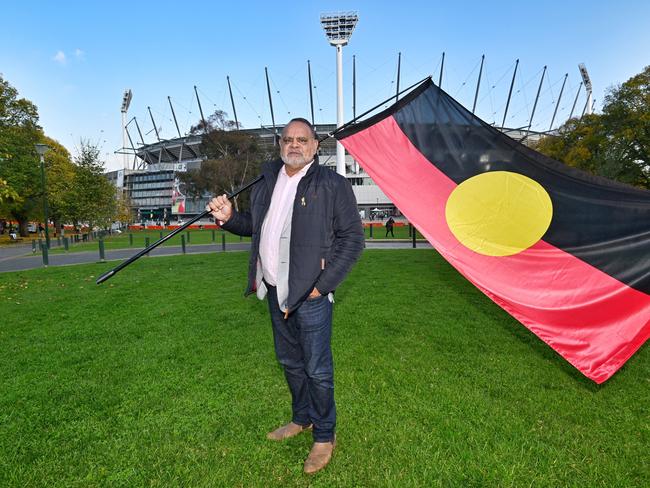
[0,240,431,274]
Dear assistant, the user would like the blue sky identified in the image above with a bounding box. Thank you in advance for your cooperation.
[2,0,649,171]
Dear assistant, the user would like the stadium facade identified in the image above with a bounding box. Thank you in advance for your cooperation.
[106,124,544,224]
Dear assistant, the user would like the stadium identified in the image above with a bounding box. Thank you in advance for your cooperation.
[106,118,548,225]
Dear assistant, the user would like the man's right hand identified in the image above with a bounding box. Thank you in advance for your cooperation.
[207,194,233,223]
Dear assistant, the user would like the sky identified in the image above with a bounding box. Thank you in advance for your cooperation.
[2,0,649,171]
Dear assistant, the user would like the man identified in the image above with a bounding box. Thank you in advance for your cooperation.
[385,216,395,237]
[207,118,364,474]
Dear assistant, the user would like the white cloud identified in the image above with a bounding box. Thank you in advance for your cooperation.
[74,48,85,60]
[53,50,66,65]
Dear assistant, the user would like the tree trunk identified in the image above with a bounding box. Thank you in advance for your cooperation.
[53,217,63,237]
[18,219,28,237]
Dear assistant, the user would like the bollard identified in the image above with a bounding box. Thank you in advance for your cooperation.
[240,234,243,241]
[64,237,69,251]
[181,235,186,254]
[369,224,373,239]
[129,233,133,246]
[412,225,417,248]
[221,232,226,252]
[408,224,412,238]
[145,237,150,254]
[41,244,49,267]
[99,239,106,262]
[159,231,163,239]
[32,240,36,253]
[186,231,191,244]
[212,229,216,242]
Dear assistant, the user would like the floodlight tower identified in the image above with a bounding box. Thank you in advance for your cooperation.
[121,89,132,169]
[578,63,593,115]
[321,11,358,176]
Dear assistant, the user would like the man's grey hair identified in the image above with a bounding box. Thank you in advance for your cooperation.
[282,118,318,139]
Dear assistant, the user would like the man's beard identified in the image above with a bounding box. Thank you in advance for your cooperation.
[281,153,311,169]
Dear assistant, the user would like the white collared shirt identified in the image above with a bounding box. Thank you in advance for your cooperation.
[259,161,313,286]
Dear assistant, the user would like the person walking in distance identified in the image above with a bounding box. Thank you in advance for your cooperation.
[385,216,395,237]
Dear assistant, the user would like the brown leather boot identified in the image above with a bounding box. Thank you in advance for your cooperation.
[303,437,336,474]
[266,422,312,441]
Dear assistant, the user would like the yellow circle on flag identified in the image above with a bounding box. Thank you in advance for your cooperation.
[445,171,553,256]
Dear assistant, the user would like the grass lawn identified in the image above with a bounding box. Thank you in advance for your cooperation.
[48,230,250,254]
[42,226,423,255]
[0,250,647,487]
[364,224,424,240]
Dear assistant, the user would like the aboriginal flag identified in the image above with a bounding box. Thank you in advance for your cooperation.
[335,78,650,384]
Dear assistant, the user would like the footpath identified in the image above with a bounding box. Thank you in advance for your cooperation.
[0,240,431,274]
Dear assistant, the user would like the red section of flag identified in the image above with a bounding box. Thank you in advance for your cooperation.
[342,115,650,383]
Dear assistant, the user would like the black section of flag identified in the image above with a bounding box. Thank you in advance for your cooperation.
[339,79,650,295]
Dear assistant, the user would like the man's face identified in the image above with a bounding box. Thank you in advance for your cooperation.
[280,122,319,169]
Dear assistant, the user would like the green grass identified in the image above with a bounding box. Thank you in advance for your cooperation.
[43,227,421,255]
[48,229,250,254]
[364,224,424,240]
[0,251,647,487]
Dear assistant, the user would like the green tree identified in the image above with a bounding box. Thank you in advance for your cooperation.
[189,109,239,134]
[181,111,268,211]
[0,75,42,236]
[39,136,76,235]
[0,178,18,203]
[536,66,650,189]
[65,140,116,230]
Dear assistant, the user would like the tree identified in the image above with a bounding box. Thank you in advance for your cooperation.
[535,66,650,189]
[0,178,18,203]
[114,190,133,225]
[65,140,116,230]
[180,111,269,211]
[189,109,239,135]
[0,75,42,235]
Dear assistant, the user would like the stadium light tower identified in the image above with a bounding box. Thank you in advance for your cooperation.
[578,63,592,115]
[121,89,132,169]
[321,11,358,176]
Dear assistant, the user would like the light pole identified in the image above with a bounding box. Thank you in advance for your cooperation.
[321,11,358,176]
[121,89,132,169]
[35,143,50,249]
[578,63,593,116]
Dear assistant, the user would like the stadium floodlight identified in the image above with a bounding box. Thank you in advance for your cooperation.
[578,63,593,115]
[121,89,132,169]
[320,11,358,46]
[121,89,132,113]
[321,12,358,176]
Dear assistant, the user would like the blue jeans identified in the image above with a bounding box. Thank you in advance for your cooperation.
[266,285,335,442]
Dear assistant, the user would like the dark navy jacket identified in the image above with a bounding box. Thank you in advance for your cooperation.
[221,159,364,313]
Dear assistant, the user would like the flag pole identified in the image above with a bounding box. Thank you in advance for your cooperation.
[326,76,431,141]
[96,175,264,285]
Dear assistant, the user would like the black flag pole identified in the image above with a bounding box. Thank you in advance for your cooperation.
[96,174,263,285]
[325,76,431,142]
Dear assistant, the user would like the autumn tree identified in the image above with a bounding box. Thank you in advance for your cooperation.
[114,189,133,225]
[536,66,650,189]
